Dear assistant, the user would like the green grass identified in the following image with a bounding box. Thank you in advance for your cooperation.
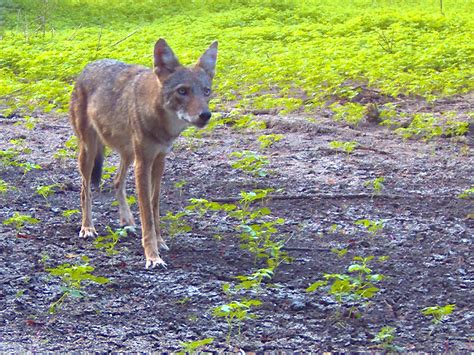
[1,0,473,117]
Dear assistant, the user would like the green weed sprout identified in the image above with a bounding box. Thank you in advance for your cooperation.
[100,164,118,188]
[0,179,14,194]
[328,140,358,154]
[36,183,59,200]
[93,226,128,256]
[234,268,274,292]
[331,247,348,258]
[0,148,41,174]
[46,256,109,313]
[421,304,456,324]
[179,338,214,354]
[307,255,384,316]
[62,209,80,221]
[212,298,262,343]
[174,180,187,196]
[111,195,137,207]
[14,116,39,130]
[372,326,400,351]
[365,177,385,196]
[330,103,366,126]
[3,212,40,233]
[54,135,78,160]
[457,186,474,199]
[230,150,269,177]
[355,219,384,237]
[161,211,192,241]
[258,134,283,149]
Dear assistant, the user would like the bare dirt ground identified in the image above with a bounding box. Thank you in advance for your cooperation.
[1,98,473,352]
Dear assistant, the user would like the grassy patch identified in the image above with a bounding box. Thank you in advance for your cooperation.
[1,0,472,117]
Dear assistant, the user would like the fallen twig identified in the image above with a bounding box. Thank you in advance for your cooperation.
[111,29,139,47]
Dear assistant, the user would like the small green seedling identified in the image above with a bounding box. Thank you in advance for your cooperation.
[238,219,287,267]
[258,134,283,149]
[46,255,109,313]
[331,247,348,258]
[36,183,59,200]
[457,187,474,199]
[93,226,128,256]
[372,326,399,351]
[230,113,266,131]
[328,140,358,154]
[212,298,262,343]
[65,135,78,150]
[111,195,137,207]
[0,179,14,194]
[3,212,40,233]
[421,304,456,324]
[14,116,39,130]
[9,138,30,152]
[54,135,78,160]
[53,148,75,160]
[179,338,214,354]
[186,198,236,217]
[100,164,118,188]
[19,162,42,174]
[174,180,187,196]
[307,255,385,316]
[161,211,192,241]
[0,148,19,164]
[62,209,80,221]
[355,219,384,236]
[0,148,41,174]
[230,150,269,177]
[365,177,385,196]
[234,268,274,292]
[328,224,339,233]
[330,102,366,126]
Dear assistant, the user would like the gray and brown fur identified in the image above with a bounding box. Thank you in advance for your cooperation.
[69,39,218,268]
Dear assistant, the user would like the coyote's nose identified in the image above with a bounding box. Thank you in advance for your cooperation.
[199,111,212,122]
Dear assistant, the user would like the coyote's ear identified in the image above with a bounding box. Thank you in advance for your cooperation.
[196,41,218,79]
[154,38,181,81]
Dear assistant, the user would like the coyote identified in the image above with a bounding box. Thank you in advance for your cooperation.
[69,39,218,268]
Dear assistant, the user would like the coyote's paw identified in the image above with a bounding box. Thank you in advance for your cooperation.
[120,215,135,229]
[79,226,97,238]
[158,239,169,251]
[144,248,167,269]
[123,225,137,235]
[145,255,167,269]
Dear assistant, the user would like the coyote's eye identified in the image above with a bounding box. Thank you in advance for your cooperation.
[203,88,211,96]
[177,87,187,96]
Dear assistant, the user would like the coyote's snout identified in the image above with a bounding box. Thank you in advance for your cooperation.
[69,38,218,268]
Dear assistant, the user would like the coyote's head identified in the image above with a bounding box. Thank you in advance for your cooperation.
[154,39,218,128]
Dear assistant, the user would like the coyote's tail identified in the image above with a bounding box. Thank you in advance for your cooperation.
[91,146,104,187]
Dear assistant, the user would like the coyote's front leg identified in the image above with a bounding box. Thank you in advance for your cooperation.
[151,153,169,251]
[134,152,166,269]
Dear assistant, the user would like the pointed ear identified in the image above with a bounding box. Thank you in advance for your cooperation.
[154,38,181,81]
[196,41,218,79]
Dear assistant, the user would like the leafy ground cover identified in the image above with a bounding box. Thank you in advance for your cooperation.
[1,0,473,352]
[1,0,473,117]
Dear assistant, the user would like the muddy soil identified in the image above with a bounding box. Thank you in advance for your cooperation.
[1,101,473,352]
